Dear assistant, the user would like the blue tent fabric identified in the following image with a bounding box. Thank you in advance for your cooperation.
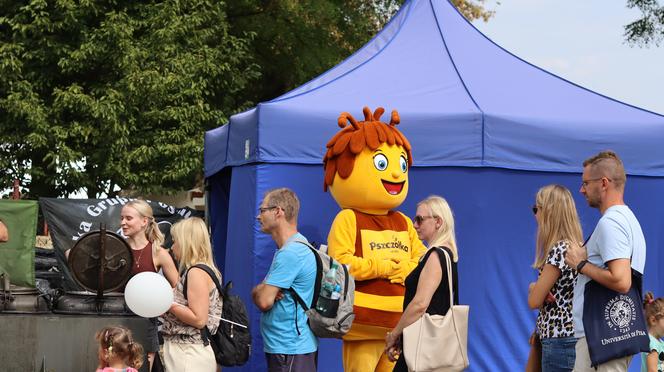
[205,0,664,178]
[203,1,664,371]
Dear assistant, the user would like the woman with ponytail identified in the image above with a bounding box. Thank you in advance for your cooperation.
[121,199,179,370]
[385,195,460,371]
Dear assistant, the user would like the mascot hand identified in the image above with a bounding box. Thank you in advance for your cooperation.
[388,257,415,284]
[371,257,399,278]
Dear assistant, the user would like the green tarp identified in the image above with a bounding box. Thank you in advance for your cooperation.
[0,200,38,287]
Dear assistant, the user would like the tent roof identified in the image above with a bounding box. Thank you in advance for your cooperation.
[205,0,664,178]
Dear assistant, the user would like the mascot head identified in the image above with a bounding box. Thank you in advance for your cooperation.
[323,106,413,214]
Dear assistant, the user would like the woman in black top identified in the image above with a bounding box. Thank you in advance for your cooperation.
[385,195,459,371]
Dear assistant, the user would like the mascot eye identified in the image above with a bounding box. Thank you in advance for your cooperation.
[373,154,388,171]
[400,156,408,173]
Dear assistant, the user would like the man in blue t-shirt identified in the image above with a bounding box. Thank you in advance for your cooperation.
[252,188,318,371]
[566,151,646,372]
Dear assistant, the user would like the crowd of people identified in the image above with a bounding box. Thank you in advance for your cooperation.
[250,150,660,372]
[89,149,662,372]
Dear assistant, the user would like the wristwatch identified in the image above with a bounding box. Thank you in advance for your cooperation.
[576,259,589,273]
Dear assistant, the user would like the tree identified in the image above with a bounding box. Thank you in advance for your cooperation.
[0,0,259,197]
[1,0,492,198]
[227,0,494,104]
[625,0,664,46]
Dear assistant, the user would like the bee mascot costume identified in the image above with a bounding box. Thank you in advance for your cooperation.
[324,106,426,372]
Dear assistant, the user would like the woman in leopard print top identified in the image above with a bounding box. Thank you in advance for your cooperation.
[527,185,583,372]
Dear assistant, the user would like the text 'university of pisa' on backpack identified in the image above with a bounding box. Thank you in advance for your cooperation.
[183,264,251,367]
[288,240,355,338]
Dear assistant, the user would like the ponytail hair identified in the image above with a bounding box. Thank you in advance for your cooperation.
[643,291,664,326]
[125,199,164,255]
[95,325,144,369]
[127,340,144,369]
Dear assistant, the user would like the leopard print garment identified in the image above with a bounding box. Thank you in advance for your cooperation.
[161,270,223,344]
[536,240,577,338]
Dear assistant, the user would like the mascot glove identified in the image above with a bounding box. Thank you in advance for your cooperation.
[371,257,399,278]
[388,257,414,284]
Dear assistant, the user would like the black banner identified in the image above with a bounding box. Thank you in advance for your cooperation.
[40,197,204,290]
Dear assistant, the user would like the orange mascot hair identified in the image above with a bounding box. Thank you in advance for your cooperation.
[323,106,412,191]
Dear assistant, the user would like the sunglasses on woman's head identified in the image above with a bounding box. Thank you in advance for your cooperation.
[531,205,538,215]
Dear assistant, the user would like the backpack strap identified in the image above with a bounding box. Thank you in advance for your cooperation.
[291,240,323,309]
[182,264,224,345]
[284,240,323,336]
[183,264,223,301]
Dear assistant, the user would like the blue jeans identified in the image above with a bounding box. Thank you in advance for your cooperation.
[540,336,577,372]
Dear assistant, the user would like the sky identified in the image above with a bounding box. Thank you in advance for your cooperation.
[472,0,664,115]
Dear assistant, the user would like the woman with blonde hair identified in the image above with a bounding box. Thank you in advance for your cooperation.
[161,217,223,372]
[120,199,178,370]
[385,195,459,371]
[527,184,583,372]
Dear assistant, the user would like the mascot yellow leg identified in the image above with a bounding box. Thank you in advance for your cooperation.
[343,340,395,372]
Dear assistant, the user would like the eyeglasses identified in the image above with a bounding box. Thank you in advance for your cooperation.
[581,177,611,188]
[532,205,539,215]
[413,215,434,225]
[259,206,279,214]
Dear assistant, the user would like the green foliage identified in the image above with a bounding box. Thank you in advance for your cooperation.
[0,0,259,197]
[0,0,491,197]
[625,0,664,47]
[227,0,494,103]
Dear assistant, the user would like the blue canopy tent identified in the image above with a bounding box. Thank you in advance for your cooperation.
[204,0,664,370]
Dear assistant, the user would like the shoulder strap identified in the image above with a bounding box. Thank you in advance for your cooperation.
[290,240,323,310]
[183,264,223,300]
[432,247,455,306]
[182,264,224,345]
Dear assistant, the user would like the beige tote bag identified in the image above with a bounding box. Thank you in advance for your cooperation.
[402,248,469,372]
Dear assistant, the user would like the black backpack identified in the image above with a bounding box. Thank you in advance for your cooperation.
[184,264,251,367]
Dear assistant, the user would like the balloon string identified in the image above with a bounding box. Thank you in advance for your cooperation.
[172,303,248,329]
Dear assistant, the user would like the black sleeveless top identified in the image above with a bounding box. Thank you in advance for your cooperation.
[402,246,459,315]
[394,247,459,372]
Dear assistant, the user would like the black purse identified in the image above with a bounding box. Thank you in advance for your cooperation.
[582,268,649,367]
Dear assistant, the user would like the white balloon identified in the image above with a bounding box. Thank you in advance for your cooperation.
[124,272,173,318]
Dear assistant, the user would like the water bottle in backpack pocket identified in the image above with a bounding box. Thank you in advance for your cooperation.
[315,263,341,317]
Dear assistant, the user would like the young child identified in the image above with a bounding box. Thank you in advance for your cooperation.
[642,292,664,372]
[95,325,144,372]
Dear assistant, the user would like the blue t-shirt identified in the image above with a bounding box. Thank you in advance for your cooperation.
[260,233,318,354]
[640,333,664,371]
[573,205,647,337]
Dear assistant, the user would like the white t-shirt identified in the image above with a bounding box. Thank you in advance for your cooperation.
[572,205,647,337]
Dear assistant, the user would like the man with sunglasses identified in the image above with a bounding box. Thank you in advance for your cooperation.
[565,151,647,372]
[252,188,318,371]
